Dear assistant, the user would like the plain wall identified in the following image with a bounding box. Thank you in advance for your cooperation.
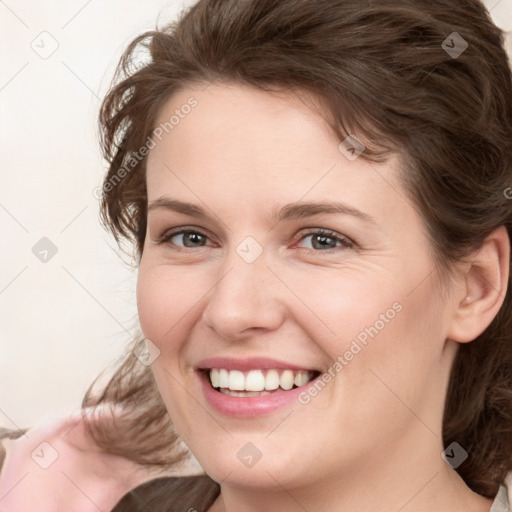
[1,0,511,429]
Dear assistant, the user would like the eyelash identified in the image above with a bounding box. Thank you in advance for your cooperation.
[156,227,354,252]
[296,228,354,251]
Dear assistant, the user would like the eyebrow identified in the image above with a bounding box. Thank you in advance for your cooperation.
[147,198,208,218]
[273,201,377,225]
[147,198,377,225]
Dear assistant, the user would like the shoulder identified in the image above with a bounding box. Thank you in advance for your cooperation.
[0,410,189,512]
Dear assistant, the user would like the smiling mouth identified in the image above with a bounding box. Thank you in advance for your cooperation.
[203,368,321,397]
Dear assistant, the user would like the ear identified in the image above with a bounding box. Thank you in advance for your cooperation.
[447,225,510,343]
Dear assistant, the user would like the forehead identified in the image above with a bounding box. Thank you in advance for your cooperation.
[145,82,408,225]
[149,82,339,171]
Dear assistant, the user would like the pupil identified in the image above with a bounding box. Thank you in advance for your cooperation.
[184,232,204,247]
[313,235,335,250]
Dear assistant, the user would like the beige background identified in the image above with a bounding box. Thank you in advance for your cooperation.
[0,0,511,429]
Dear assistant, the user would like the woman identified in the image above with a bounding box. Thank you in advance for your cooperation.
[1,0,511,510]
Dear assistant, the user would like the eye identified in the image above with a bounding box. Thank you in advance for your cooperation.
[295,229,353,251]
[157,228,213,248]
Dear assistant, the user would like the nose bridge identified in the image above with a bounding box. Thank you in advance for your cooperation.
[202,245,285,338]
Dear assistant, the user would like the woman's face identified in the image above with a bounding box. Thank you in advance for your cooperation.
[137,82,458,490]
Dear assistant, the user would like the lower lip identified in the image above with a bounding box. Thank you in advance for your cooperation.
[198,371,311,417]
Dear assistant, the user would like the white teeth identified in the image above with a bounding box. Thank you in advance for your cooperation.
[228,370,245,390]
[245,370,265,391]
[208,368,314,392]
[279,370,294,390]
[220,390,272,397]
[294,370,309,387]
[219,369,229,388]
[210,368,220,388]
[265,369,280,390]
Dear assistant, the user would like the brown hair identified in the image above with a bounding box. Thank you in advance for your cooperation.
[84,0,512,503]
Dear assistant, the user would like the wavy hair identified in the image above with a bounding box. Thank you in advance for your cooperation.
[83,0,512,502]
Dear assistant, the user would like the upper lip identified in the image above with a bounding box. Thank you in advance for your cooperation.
[196,357,320,372]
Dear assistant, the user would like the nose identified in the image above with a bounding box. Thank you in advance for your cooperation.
[201,254,287,340]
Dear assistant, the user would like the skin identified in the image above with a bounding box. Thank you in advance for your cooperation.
[136,81,509,512]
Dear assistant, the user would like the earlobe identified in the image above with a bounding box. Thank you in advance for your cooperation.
[447,225,510,344]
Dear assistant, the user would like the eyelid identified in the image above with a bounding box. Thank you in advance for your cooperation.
[293,228,354,250]
[155,226,354,252]
[156,226,216,247]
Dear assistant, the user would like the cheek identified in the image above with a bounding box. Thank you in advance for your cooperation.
[329,277,448,424]
[282,267,403,352]
[136,264,203,424]
[294,282,447,452]
[136,264,203,353]
[288,262,446,386]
